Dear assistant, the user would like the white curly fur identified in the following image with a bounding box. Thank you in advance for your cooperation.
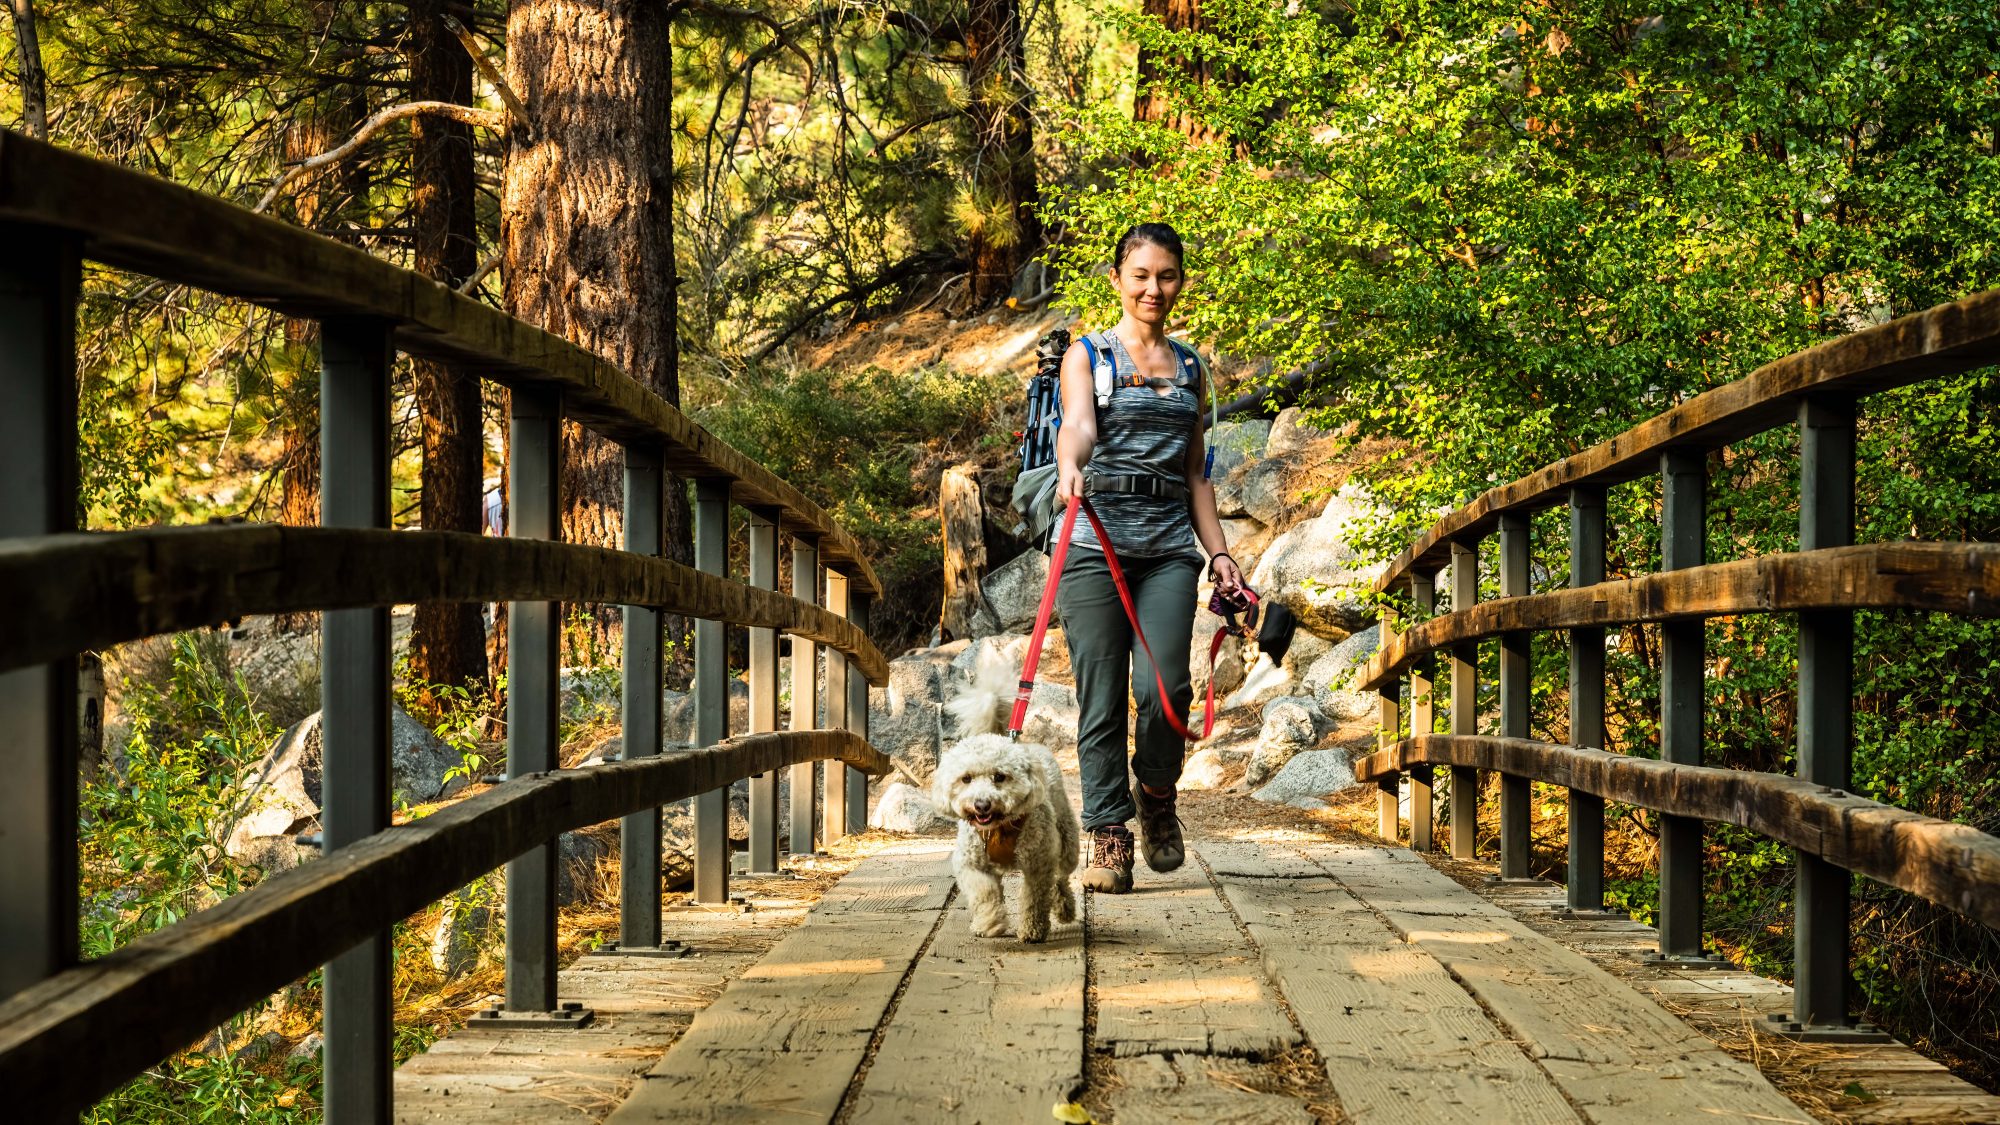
[932,644,1079,942]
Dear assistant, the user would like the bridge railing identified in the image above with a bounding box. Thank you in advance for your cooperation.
[0,130,891,1120]
[1355,286,2000,1039]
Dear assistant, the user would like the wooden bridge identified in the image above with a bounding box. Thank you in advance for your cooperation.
[1,127,1999,1122]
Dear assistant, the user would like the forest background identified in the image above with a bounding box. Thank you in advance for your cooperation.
[6,0,2000,1119]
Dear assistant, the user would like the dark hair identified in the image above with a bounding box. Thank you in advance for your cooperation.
[1113,222,1185,271]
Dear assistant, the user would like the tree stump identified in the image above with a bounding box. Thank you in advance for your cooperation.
[940,463,998,640]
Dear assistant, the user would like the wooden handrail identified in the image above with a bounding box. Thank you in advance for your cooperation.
[1373,288,2000,593]
[0,730,890,1122]
[1356,542,2000,691]
[0,525,890,683]
[0,130,880,597]
[1355,735,2000,932]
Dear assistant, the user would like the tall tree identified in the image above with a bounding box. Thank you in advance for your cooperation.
[407,0,489,692]
[7,0,47,138]
[963,0,1040,305]
[1133,0,1225,143]
[503,0,690,658]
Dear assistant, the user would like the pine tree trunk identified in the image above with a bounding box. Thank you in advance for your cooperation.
[1133,0,1224,143]
[407,0,490,694]
[503,0,690,668]
[8,0,48,139]
[964,0,1040,307]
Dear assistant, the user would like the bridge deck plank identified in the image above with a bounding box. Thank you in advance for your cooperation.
[1089,848,1301,1060]
[1201,841,1579,1124]
[604,844,954,1123]
[845,876,1085,1123]
[1309,843,1815,1124]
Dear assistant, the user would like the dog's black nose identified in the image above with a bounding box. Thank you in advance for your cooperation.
[972,798,993,815]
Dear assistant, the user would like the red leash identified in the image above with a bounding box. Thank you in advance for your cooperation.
[1009,494,1253,742]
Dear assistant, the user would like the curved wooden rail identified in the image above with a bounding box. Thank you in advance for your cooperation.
[1357,542,2000,691]
[0,131,879,596]
[0,525,889,683]
[0,729,889,1121]
[1356,735,2000,932]
[1374,288,2000,593]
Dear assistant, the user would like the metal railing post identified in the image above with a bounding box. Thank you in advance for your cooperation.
[787,539,821,855]
[319,318,394,1122]
[745,510,782,872]
[1409,571,1437,852]
[1498,513,1531,880]
[692,478,731,903]
[1656,448,1715,964]
[1449,539,1482,859]
[620,444,664,945]
[1377,602,1401,840]
[0,226,79,1005]
[1791,398,1865,1032]
[1567,486,1608,912]
[824,571,851,843]
[505,386,562,1012]
[846,592,871,836]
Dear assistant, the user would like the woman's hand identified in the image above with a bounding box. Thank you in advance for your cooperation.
[1056,462,1086,504]
[1209,552,1244,595]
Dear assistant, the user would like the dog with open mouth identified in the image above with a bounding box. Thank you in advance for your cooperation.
[934,647,1080,943]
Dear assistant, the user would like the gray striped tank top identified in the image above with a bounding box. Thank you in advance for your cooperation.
[1071,331,1202,558]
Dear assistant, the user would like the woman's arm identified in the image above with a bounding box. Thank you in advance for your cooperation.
[1055,341,1096,501]
[1184,364,1244,593]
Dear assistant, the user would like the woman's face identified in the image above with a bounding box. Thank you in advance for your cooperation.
[1110,240,1184,327]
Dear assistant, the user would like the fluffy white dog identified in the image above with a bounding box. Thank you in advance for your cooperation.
[934,648,1079,943]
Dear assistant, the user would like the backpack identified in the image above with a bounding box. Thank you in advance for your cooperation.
[1010,327,1220,547]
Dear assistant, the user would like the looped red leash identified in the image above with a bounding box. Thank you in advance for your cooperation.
[1009,494,1255,742]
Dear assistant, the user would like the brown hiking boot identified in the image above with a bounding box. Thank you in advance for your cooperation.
[1134,784,1185,872]
[1081,825,1135,894]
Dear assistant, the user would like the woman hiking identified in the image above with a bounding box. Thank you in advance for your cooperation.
[1053,222,1244,894]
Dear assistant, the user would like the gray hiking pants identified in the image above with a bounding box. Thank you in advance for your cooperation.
[1056,547,1200,830]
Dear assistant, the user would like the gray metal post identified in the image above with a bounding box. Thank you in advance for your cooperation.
[746,511,781,873]
[1657,449,1710,962]
[0,227,79,1004]
[1409,571,1437,852]
[319,318,394,1123]
[1794,398,1858,1028]
[1568,487,1607,912]
[823,571,850,843]
[1449,540,1481,859]
[1377,602,1401,841]
[1498,514,1531,879]
[846,592,871,836]
[620,445,664,946]
[692,478,731,903]
[505,386,562,1012]
[787,540,820,855]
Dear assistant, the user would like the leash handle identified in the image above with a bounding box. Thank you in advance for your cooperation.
[1012,494,1237,742]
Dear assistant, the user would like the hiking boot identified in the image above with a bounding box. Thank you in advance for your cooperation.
[1081,825,1135,894]
[1134,783,1185,872]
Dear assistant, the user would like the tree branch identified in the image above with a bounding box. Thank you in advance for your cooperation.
[753,250,964,362]
[255,100,504,214]
[441,15,530,131]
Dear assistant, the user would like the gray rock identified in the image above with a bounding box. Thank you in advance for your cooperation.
[1207,419,1272,484]
[429,886,493,978]
[1306,624,1382,723]
[867,781,954,835]
[1251,749,1355,809]
[1180,743,1250,791]
[1282,628,1334,680]
[288,1032,324,1061]
[980,549,1050,635]
[1223,652,1291,713]
[1266,407,1333,456]
[869,691,944,780]
[1020,680,1078,753]
[663,678,751,745]
[1243,696,1327,789]
[1191,609,1247,701]
[1246,483,1386,639]
[1236,457,1293,526]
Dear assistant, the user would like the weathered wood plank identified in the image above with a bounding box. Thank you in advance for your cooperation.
[1353,735,2000,931]
[0,130,878,594]
[605,847,955,1123]
[1202,842,1578,1124]
[1376,287,2000,593]
[846,876,1084,1124]
[0,525,888,684]
[0,732,890,1122]
[1362,542,2000,691]
[1310,844,1814,1124]
[1090,850,1300,1060]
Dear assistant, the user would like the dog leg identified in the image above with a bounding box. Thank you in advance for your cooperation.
[961,866,1010,938]
[1019,870,1057,943]
[1055,879,1077,924]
